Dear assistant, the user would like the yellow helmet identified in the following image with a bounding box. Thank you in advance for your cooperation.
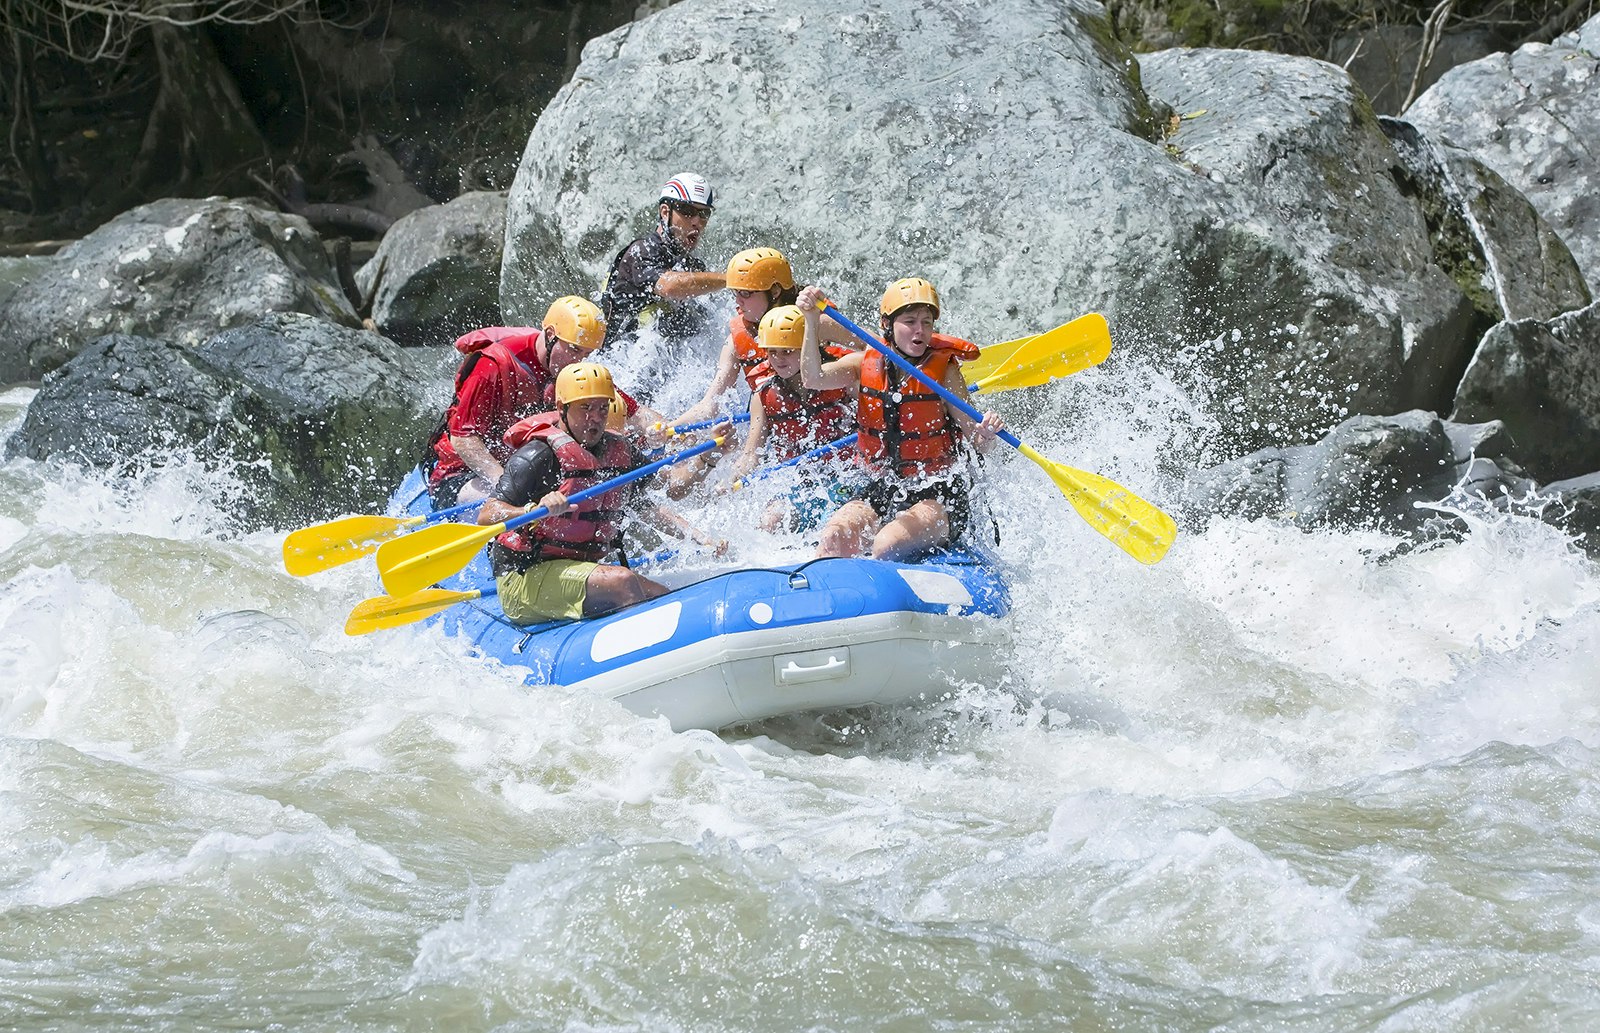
[555,362,616,406]
[880,277,941,320]
[543,296,606,351]
[757,305,806,351]
[606,392,628,432]
[726,247,795,292]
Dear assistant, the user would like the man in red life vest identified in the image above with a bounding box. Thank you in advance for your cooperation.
[424,297,659,509]
[730,305,859,532]
[477,362,729,624]
[797,279,1004,560]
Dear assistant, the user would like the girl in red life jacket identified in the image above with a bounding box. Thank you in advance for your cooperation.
[796,280,1004,561]
[671,247,860,428]
[730,305,861,533]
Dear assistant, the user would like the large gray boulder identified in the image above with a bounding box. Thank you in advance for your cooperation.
[5,334,281,467]
[1452,301,1600,483]
[196,313,448,521]
[1538,469,1600,554]
[357,190,506,347]
[7,314,445,526]
[1182,410,1532,536]
[1404,15,1600,295]
[503,0,1578,461]
[0,198,360,384]
[1381,118,1590,325]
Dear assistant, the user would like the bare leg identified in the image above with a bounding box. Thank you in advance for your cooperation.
[582,564,671,617]
[816,500,880,558]
[869,499,950,561]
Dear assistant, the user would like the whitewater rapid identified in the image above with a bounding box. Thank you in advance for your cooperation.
[4,333,1600,1030]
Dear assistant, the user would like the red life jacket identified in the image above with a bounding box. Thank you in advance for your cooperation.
[857,334,981,478]
[752,363,853,461]
[426,330,554,482]
[495,421,635,562]
[453,326,541,355]
[729,316,766,391]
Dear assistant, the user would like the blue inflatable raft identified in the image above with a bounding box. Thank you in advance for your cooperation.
[389,469,1011,730]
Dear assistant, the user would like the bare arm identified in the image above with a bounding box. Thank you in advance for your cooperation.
[643,504,730,556]
[672,340,741,426]
[941,363,1004,452]
[450,434,502,484]
[732,394,770,481]
[797,285,862,391]
[655,270,727,300]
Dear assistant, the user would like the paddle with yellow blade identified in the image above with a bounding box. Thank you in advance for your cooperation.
[966,313,1112,394]
[819,302,1176,565]
[376,436,725,598]
[282,497,484,577]
[346,584,497,636]
[345,546,686,635]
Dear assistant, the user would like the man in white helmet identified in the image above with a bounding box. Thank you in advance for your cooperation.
[599,173,729,390]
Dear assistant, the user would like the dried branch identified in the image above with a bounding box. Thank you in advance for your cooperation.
[1402,0,1457,112]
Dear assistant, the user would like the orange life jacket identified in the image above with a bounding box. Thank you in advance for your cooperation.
[729,316,766,391]
[751,364,854,461]
[495,420,633,562]
[857,334,981,478]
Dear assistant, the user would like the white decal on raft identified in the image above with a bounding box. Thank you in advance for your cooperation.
[590,601,682,663]
[897,569,972,607]
[748,602,773,626]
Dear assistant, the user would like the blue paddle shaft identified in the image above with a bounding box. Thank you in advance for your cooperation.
[422,497,484,525]
[741,432,858,486]
[499,436,721,533]
[671,412,751,434]
[822,304,1022,449]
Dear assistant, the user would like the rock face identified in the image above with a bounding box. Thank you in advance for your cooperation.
[1181,410,1531,536]
[1452,301,1600,483]
[7,314,445,526]
[0,198,359,384]
[1538,469,1600,552]
[357,190,507,347]
[503,0,1584,461]
[1381,118,1590,325]
[5,334,280,467]
[1404,15,1600,295]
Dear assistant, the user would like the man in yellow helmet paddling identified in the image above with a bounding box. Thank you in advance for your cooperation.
[476,361,728,623]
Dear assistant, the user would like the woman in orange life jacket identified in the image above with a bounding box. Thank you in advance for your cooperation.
[796,279,1004,561]
[729,304,860,533]
[477,362,729,625]
[671,247,858,428]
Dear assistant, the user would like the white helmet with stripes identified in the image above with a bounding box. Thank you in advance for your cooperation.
[658,172,715,210]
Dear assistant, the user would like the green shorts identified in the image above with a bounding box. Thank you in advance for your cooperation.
[497,559,597,623]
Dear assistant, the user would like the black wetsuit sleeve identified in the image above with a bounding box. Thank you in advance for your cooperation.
[490,441,562,508]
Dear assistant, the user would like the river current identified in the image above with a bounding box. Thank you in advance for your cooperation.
[3,326,1599,1031]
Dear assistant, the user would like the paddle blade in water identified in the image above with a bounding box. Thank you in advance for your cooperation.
[345,587,483,635]
[282,515,412,576]
[376,520,500,597]
[1017,445,1177,565]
